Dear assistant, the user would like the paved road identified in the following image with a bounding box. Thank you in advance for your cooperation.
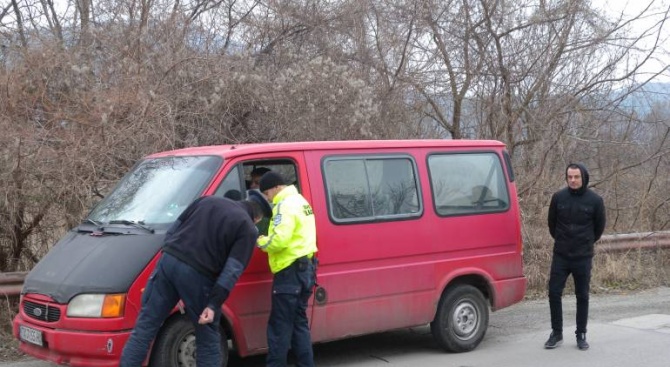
[4,287,670,367]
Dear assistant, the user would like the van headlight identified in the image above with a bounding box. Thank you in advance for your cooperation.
[67,294,126,318]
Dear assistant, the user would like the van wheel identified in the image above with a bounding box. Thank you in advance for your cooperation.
[430,284,488,353]
[149,315,229,367]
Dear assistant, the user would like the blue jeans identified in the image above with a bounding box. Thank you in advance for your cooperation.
[120,253,221,367]
[548,253,593,335]
[266,256,316,367]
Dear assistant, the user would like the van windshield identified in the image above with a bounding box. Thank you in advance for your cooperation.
[87,156,222,226]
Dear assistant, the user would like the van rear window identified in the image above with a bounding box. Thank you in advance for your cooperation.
[324,156,421,222]
[428,152,510,216]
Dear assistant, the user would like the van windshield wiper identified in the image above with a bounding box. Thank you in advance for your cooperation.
[77,218,104,232]
[81,218,103,227]
[108,220,155,234]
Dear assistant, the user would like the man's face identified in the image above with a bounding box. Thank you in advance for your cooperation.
[262,187,277,202]
[250,175,262,190]
[566,167,583,190]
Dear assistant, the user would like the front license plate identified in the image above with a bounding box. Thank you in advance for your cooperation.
[19,325,43,347]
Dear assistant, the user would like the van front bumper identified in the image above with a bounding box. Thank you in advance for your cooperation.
[13,314,131,367]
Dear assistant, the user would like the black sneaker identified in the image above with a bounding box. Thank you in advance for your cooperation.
[576,333,589,350]
[544,331,563,349]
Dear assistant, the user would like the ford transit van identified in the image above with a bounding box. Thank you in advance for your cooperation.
[14,140,526,366]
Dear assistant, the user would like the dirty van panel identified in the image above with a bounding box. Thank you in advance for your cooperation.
[303,144,523,347]
[23,231,165,303]
[306,151,433,341]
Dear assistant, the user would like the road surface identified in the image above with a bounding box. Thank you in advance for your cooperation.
[4,287,670,367]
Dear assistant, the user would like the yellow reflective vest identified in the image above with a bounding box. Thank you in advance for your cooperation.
[257,185,317,274]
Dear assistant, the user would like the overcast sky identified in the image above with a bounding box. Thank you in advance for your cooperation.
[591,0,670,83]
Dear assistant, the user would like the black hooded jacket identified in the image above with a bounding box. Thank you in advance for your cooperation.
[162,196,258,309]
[548,163,606,258]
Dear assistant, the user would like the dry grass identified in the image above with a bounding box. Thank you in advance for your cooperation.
[592,249,670,290]
[1,297,24,362]
[522,226,670,299]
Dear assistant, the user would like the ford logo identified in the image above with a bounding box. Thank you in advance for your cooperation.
[33,308,43,317]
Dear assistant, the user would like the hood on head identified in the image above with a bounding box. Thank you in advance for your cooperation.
[565,162,589,195]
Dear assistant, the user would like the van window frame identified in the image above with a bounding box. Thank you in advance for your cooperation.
[322,153,423,224]
[212,158,302,198]
[427,150,511,218]
[503,150,516,182]
[212,164,246,200]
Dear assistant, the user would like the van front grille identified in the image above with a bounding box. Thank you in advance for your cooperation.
[23,300,61,322]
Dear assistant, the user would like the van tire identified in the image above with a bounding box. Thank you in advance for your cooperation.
[149,315,229,367]
[430,284,488,353]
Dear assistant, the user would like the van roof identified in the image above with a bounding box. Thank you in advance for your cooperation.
[147,139,506,158]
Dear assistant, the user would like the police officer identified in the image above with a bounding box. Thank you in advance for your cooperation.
[257,172,318,367]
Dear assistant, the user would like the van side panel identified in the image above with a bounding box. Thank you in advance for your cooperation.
[304,146,524,343]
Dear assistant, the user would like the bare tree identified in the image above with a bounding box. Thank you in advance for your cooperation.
[1,0,670,272]
[78,0,91,42]
[10,0,28,47]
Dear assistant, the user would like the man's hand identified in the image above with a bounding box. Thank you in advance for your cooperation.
[199,307,215,324]
[257,235,270,251]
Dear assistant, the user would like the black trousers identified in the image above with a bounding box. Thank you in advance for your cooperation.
[120,253,221,367]
[548,253,593,335]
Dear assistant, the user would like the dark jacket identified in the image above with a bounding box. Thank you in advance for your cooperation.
[163,196,257,309]
[548,163,606,258]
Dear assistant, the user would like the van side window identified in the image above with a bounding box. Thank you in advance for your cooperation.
[324,156,421,222]
[243,162,299,192]
[213,165,244,200]
[428,153,510,216]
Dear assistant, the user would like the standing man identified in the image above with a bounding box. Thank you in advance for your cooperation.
[544,163,606,351]
[257,171,318,367]
[120,196,263,366]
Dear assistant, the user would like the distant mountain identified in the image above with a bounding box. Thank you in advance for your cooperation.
[618,82,670,114]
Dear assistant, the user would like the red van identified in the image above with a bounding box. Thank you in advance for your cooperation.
[13,140,526,366]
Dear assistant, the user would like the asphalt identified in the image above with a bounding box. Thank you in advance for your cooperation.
[3,288,670,367]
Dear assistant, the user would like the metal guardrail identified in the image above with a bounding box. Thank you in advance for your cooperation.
[1,232,669,298]
[0,271,27,299]
[597,231,670,252]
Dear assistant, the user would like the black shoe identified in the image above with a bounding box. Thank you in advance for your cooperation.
[544,331,563,349]
[576,333,589,350]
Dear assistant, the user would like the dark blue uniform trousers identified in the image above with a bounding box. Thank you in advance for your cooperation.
[266,256,316,367]
[120,253,221,367]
